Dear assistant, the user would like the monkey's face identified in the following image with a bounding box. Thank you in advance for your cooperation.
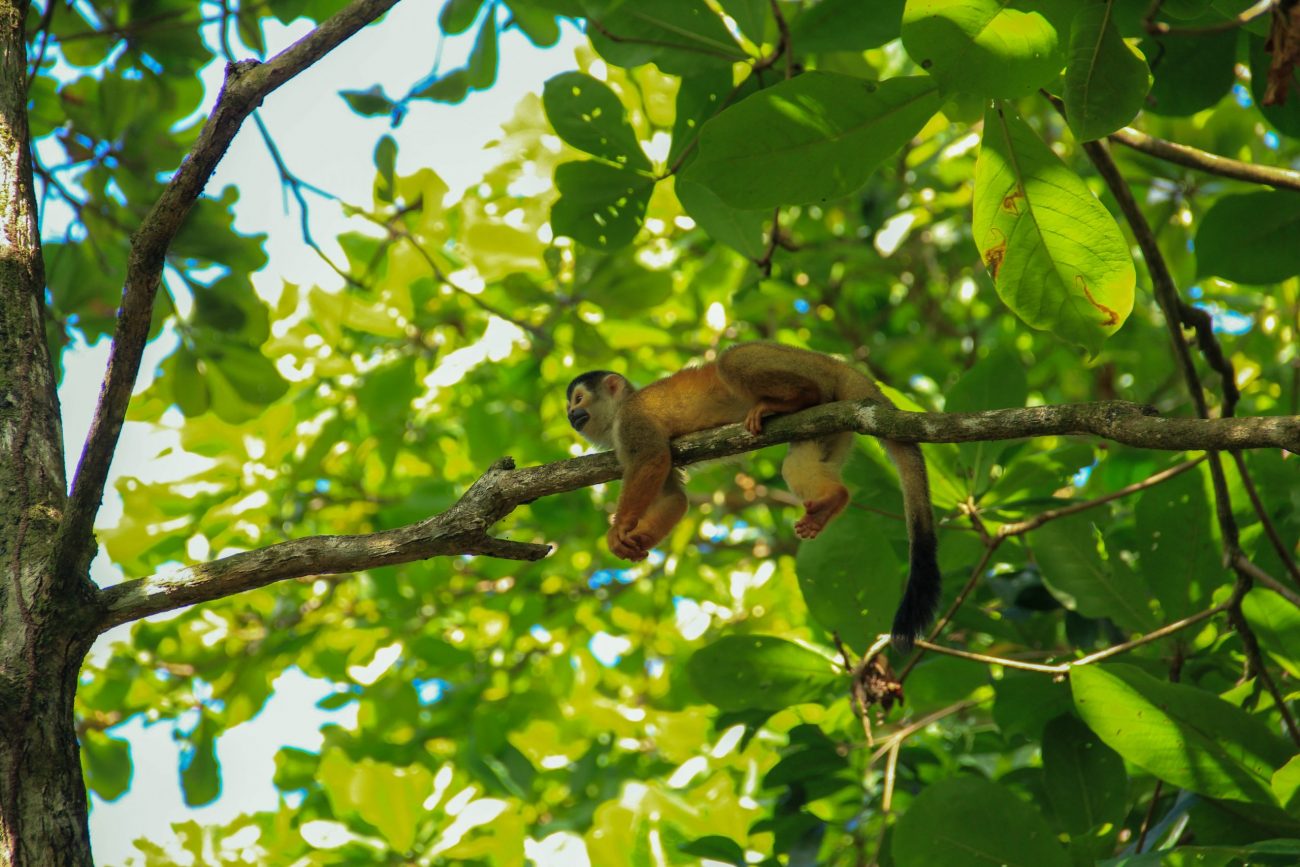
[566,371,630,449]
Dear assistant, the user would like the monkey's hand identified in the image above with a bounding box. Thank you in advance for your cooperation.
[607,521,652,561]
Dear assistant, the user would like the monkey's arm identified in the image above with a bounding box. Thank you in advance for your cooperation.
[608,407,677,560]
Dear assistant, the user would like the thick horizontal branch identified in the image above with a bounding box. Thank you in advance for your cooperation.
[55,0,400,582]
[95,399,1299,630]
[1109,126,1300,193]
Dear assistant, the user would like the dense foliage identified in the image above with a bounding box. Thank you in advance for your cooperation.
[40,0,1300,864]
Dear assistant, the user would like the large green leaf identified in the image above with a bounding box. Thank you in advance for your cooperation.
[81,730,133,802]
[1140,26,1236,116]
[1041,714,1127,836]
[1033,514,1157,633]
[1134,467,1216,619]
[586,0,745,74]
[179,715,221,807]
[674,177,767,260]
[543,72,649,169]
[550,160,654,249]
[944,347,1027,494]
[1072,664,1292,805]
[1099,840,1300,867]
[973,104,1135,354]
[319,750,434,853]
[1196,190,1300,284]
[687,635,842,711]
[893,775,1070,867]
[795,517,902,645]
[1242,588,1300,679]
[790,0,906,53]
[1063,2,1150,141]
[686,73,942,208]
[900,0,1064,98]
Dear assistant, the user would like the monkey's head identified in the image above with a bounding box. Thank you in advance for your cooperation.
[566,370,632,449]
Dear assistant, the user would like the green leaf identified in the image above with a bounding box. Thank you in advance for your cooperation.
[180,716,222,807]
[375,134,397,202]
[1134,467,1215,619]
[170,347,210,418]
[1141,26,1236,116]
[578,249,674,314]
[686,73,942,209]
[542,72,650,169]
[1196,190,1300,284]
[319,750,434,853]
[791,0,906,53]
[679,835,746,865]
[893,775,1070,867]
[1034,514,1156,633]
[1273,755,1300,812]
[1063,2,1150,141]
[440,0,485,34]
[81,730,133,802]
[993,672,1073,740]
[466,12,499,90]
[796,517,902,645]
[945,347,1027,493]
[204,340,290,407]
[687,635,842,711]
[901,0,1064,98]
[1099,840,1300,867]
[973,104,1135,354]
[414,68,471,104]
[1041,714,1127,836]
[668,69,746,170]
[551,160,653,249]
[1071,664,1293,805]
[674,177,767,260]
[1243,589,1300,679]
[587,0,744,75]
[504,0,562,46]
[340,85,395,118]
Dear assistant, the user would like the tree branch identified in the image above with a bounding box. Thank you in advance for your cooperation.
[1108,126,1300,194]
[95,399,1300,630]
[54,0,400,583]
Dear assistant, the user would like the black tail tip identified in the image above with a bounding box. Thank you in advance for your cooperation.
[890,534,941,653]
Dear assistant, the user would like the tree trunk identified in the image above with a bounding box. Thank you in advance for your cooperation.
[0,1,97,863]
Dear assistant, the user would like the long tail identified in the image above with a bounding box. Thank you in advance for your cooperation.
[881,440,941,651]
[841,370,941,651]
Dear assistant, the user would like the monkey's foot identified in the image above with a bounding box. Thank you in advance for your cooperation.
[795,487,850,539]
[743,405,767,435]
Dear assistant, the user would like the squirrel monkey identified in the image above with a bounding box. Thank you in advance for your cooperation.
[566,342,940,649]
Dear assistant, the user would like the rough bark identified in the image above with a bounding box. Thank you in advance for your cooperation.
[0,0,95,861]
[0,2,400,864]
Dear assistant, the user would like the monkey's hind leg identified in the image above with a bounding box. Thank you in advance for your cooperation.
[783,433,853,539]
[716,346,828,435]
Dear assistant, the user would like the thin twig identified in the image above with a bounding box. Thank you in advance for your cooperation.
[1231,451,1300,585]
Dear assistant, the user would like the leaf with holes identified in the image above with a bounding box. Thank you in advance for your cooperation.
[550,160,654,249]
[543,72,649,170]
[973,104,1135,354]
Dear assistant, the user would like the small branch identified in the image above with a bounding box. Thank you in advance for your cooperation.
[997,456,1205,536]
[1231,452,1300,585]
[911,639,1066,675]
[1232,553,1300,609]
[55,0,401,582]
[1108,126,1300,194]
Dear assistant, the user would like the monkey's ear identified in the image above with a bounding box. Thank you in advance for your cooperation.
[602,373,628,397]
